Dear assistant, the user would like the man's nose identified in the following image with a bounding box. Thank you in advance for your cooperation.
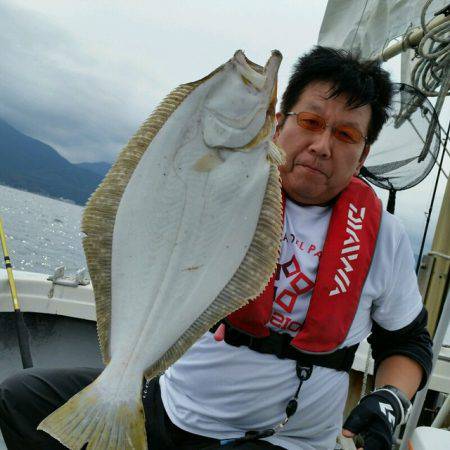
[308,128,333,158]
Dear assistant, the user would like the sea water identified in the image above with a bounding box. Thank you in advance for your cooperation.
[0,184,86,275]
[0,185,87,449]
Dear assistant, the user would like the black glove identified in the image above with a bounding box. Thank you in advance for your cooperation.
[343,386,411,450]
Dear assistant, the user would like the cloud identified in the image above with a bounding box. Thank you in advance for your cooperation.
[0,4,143,161]
[0,0,327,162]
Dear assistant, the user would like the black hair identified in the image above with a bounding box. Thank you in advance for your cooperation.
[280,46,393,145]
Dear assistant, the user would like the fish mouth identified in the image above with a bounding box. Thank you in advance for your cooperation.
[233,50,282,92]
[237,49,282,73]
[240,53,265,75]
[201,50,282,150]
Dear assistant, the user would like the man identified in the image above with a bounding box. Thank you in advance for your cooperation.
[0,47,432,450]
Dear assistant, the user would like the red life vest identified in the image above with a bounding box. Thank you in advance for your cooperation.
[227,177,382,354]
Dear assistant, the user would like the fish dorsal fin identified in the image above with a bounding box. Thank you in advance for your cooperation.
[82,74,219,363]
[267,141,286,166]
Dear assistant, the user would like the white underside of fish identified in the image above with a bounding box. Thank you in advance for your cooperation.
[38,50,284,450]
[110,81,269,372]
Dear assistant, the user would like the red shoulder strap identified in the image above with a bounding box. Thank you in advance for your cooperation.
[227,178,382,352]
[291,178,382,352]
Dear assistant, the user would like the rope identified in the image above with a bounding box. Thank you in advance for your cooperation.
[412,0,450,98]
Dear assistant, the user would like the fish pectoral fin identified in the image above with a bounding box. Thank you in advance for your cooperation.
[194,149,224,172]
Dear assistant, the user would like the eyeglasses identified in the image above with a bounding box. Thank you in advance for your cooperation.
[286,111,367,145]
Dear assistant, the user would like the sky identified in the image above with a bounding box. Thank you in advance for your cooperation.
[0,0,328,163]
[0,0,448,256]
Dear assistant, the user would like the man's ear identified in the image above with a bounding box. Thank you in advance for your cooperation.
[355,145,370,175]
[274,112,284,141]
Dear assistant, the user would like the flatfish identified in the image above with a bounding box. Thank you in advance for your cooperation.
[38,50,284,449]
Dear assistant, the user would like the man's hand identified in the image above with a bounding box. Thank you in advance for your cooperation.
[342,387,409,450]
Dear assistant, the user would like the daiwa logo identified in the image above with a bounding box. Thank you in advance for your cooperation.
[329,203,366,297]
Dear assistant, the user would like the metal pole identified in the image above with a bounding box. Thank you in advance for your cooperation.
[399,288,450,449]
[375,14,449,62]
[431,393,450,428]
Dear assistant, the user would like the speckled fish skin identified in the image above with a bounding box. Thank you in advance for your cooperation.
[38,50,284,450]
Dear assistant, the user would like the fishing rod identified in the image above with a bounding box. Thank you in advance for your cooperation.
[0,216,33,368]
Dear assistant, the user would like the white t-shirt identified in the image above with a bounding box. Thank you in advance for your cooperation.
[160,198,423,450]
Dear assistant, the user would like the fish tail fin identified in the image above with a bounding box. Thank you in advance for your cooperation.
[37,378,147,450]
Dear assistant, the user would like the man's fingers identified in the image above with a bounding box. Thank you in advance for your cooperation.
[213,323,225,342]
[342,428,355,438]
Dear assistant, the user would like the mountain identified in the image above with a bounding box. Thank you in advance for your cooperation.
[0,118,104,205]
[75,161,112,177]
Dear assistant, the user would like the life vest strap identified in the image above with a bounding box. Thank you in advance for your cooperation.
[210,321,358,372]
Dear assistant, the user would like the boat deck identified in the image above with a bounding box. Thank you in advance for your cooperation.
[0,270,449,449]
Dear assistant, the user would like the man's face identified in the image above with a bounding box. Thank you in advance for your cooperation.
[274,81,371,205]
